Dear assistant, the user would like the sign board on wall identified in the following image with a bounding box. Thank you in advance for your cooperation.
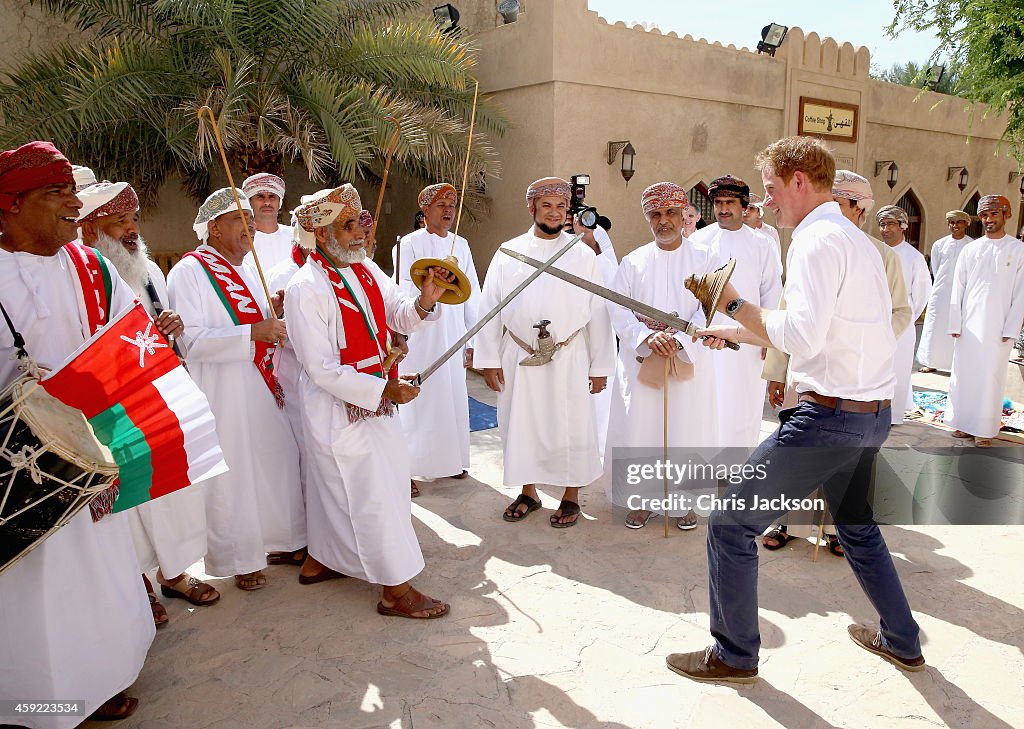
[798,97,858,142]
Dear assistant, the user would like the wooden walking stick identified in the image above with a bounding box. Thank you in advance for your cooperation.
[196,106,276,315]
[409,79,479,304]
[812,502,827,562]
[664,355,670,539]
[368,116,401,260]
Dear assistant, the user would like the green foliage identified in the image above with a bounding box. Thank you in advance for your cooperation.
[0,0,507,209]
[890,0,1024,155]
[871,59,965,96]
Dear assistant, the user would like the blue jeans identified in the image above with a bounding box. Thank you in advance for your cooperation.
[707,400,922,669]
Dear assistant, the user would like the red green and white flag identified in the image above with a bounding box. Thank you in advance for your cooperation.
[41,301,226,512]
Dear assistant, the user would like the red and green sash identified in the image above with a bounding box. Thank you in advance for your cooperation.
[62,242,119,519]
[310,248,396,421]
[64,242,113,335]
[184,247,284,408]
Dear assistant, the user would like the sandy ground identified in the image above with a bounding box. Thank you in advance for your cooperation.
[91,368,1023,729]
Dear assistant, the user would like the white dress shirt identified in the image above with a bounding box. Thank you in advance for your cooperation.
[764,201,896,401]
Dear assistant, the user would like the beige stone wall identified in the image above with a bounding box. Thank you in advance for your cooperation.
[2,0,1017,272]
[459,0,1017,266]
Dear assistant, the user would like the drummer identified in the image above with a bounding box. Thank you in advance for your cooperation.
[0,141,154,724]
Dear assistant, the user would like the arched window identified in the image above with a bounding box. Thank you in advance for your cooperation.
[964,192,983,240]
[688,183,713,230]
[896,189,923,249]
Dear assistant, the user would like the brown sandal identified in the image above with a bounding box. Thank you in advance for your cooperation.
[267,547,308,566]
[142,574,169,627]
[160,574,221,605]
[88,691,139,721]
[149,592,169,627]
[411,479,421,498]
[951,430,973,439]
[234,571,267,591]
[377,586,450,619]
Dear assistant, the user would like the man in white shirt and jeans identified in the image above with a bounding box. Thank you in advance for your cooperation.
[665,136,923,684]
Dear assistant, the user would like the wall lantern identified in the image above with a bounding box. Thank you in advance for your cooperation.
[607,141,636,184]
[874,160,899,190]
[947,166,968,192]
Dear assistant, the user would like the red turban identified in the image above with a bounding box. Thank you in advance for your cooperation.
[0,141,74,211]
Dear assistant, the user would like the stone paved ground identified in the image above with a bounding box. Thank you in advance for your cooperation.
[93,369,1024,729]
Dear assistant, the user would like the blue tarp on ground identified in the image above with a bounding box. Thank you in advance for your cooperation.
[469,396,498,431]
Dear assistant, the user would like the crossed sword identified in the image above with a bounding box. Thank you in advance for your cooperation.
[411,236,738,385]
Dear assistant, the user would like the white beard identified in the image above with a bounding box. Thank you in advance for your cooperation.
[325,235,367,265]
[94,232,152,296]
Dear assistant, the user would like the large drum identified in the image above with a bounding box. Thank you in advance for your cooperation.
[0,375,118,576]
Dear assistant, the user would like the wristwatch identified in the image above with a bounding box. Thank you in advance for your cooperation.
[725,297,746,319]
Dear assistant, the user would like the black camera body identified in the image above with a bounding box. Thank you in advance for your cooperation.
[568,173,600,229]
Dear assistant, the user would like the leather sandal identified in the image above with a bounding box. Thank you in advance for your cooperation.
[142,573,168,627]
[762,525,794,550]
[160,574,221,606]
[377,586,450,619]
[826,533,845,557]
[88,692,139,721]
[503,493,540,522]
[267,547,307,566]
[149,592,169,627]
[625,509,656,529]
[233,571,267,591]
[975,438,993,448]
[411,479,421,498]
[550,499,581,528]
[951,430,973,439]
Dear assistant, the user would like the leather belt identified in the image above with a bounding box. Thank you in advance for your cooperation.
[798,391,891,414]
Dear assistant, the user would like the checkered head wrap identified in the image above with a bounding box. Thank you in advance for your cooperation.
[641,182,688,216]
[945,210,971,223]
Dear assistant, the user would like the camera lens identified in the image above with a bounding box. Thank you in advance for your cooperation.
[579,207,599,229]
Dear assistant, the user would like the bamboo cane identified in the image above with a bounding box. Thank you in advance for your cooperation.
[664,355,670,539]
[449,79,479,257]
[368,116,401,259]
[196,106,276,315]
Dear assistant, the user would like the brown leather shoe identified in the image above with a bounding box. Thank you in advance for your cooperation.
[665,646,758,684]
[848,624,925,672]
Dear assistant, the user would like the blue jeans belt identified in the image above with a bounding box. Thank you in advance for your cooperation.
[798,391,891,413]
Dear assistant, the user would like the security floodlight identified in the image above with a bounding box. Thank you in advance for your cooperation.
[757,23,788,57]
[433,4,460,32]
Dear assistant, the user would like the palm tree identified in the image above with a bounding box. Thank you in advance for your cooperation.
[0,0,506,210]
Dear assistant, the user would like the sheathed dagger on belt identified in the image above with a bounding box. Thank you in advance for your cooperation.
[498,248,741,351]
[411,232,587,385]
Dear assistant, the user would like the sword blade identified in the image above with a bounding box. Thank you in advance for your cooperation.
[414,232,586,385]
[499,248,741,351]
